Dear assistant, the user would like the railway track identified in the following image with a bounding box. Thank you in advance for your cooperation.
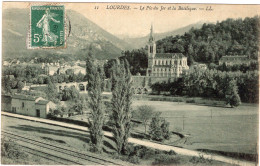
[2,130,122,165]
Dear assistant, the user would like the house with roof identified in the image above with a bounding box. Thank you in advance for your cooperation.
[146,25,189,78]
[10,94,56,118]
[219,55,250,66]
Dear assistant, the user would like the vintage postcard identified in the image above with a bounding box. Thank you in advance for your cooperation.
[1,2,259,165]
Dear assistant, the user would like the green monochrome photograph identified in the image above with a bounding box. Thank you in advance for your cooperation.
[1,1,260,166]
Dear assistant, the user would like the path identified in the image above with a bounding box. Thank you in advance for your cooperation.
[1,112,255,166]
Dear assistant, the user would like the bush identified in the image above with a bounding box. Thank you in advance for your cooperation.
[128,144,177,160]
[1,138,28,159]
[115,154,140,164]
[152,154,180,165]
[186,99,196,103]
[189,154,213,164]
[132,145,156,159]
[149,113,171,141]
[167,150,177,155]
[127,155,140,164]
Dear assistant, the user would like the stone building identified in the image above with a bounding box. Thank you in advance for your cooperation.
[219,55,250,66]
[146,25,189,77]
[10,94,56,118]
[44,64,86,76]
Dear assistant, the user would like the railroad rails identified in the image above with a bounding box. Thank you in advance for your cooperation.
[2,130,123,165]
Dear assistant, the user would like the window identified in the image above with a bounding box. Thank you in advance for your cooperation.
[22,102,24,108]
[150,46,153,53]
[12,107,16,113]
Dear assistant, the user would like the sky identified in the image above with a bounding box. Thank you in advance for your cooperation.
[3,2,260,38]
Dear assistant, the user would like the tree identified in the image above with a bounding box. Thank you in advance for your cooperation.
[134,105,155,135]
[46,80,59,103]
[17,81,24,93]
[87,54,105,153]
[149,112,171,141]
[61,86,80,101]
[148,112,164,141]
[110,59,133,155]
[38,76,44,84]
[11,79,17,89]
[71,96,87,115]
[225,79,241,107]
[2,77,12,94]
[54,105,67,117]
[161,119,171,140]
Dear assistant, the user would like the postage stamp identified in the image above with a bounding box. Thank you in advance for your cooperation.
[29,5,65,49]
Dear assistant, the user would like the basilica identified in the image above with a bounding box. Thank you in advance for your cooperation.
[146,25,189,78]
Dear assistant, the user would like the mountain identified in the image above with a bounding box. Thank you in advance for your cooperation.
[119,22,204,49]
[2,8,132,61]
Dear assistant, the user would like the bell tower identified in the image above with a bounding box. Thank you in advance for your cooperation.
[148,24,156,58]
[147,24,156,76]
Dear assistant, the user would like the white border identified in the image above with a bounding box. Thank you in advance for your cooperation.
[1,0,260,4]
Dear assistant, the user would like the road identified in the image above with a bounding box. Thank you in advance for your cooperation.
[1,111,256,166]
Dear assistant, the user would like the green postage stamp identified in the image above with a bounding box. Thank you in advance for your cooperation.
[29,5,65,49]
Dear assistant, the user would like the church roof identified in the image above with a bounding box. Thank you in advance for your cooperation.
[154,53,186,59]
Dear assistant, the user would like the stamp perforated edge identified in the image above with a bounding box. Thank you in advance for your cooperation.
[27,3,67,49]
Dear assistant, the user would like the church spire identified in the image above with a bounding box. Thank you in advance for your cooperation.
[149,24,154,42]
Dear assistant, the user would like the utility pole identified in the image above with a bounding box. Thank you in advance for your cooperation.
[211,109,212,119]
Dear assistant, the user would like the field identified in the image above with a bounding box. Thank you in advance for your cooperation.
[2,116,235,165]
[132,100,258,155]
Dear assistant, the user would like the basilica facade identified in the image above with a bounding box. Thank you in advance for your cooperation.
[146,26,189,78]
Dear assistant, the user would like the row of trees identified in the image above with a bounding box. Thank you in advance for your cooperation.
[3,65,44,80]
[151,68,258,105]
[87,52,135,154]
[3,64,87,85]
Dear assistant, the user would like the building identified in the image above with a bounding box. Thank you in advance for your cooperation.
[44,64,86,75]
[1,95,12,112]
[191,63,207,70]
[219,55,250,66]
[9,94,56,118]
[146,25,189,78]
